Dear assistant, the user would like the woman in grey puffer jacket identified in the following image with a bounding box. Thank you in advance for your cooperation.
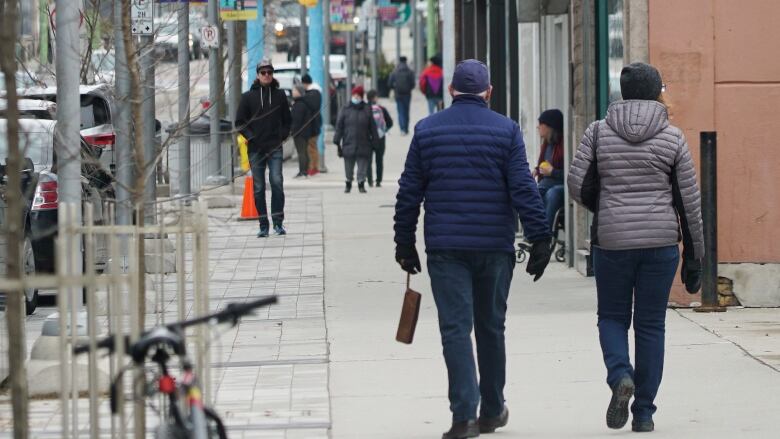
[568,63,704,433]
[334,85,379,193]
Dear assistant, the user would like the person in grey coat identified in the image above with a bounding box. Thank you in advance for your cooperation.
[568,62,704,434]
[334,85,379,193]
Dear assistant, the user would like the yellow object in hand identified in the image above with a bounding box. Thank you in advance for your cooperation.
[540,161,552,172]
[237,134,250,172]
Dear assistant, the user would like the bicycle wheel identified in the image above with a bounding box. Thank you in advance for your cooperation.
[555,246,566,263]
[204,407,228,439]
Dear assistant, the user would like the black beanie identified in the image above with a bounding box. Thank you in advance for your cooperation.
[538,109,564,133]
[620,62,663,101]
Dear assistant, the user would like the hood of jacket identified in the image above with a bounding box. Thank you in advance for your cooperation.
[605,100,669,143]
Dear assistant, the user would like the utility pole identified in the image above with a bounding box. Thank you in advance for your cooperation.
[1,1,29,437]
[227,20,241,188]
[369,7,378,90]
[346,30,353,102]
[115,0,132,228]
[141,35,156,224]
[300,4,308,76]
[396,23,401,63]
[207,0,222,182]
[178,1,191,198]
[442,0,454,107]
[426,0,437,58]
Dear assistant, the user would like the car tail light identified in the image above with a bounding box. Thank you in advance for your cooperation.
[84,133,115,148]
[32,172,58,211]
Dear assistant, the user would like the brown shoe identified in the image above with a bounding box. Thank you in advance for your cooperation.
[478,407,508,433]
[442,420,480,439]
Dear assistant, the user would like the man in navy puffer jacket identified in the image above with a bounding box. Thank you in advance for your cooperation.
[393,59,552,439]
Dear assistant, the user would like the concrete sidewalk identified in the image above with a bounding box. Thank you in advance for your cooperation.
[324,95,780,438]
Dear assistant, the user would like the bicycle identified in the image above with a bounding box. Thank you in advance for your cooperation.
[74,295,278,439]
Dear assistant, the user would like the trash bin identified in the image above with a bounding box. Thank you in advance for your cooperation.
[167,115,234,196]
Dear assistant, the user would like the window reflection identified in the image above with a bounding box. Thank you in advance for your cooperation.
[607,0,624,103]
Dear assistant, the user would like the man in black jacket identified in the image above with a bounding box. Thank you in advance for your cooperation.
[235,59,292,237]
[388,56,415,135]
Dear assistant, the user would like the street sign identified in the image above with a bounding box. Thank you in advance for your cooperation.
[201,25,220,48]
[220,0,258,20]
[131,0,153,35]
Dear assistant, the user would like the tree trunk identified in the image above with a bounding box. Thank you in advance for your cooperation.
[120,2,146,437]
[0,0,29,437]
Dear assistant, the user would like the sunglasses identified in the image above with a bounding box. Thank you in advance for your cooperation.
[259,70,273,76]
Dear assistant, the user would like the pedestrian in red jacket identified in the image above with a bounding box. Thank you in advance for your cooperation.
[419,55,444,115]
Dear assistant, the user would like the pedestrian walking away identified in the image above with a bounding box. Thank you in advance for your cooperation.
[533,109,565,232]
[568,62,704,433]
[366,89,393,188]
[420,54,445,115]
[388,55,416,135]
[393,59,552,439]
[301,73,323,175]
[334,85,379,194]
[290,84,315,178]
[235,58,292,237]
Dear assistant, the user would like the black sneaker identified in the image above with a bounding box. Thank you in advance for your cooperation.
[442,420,480,439]
[478,407,508,433]
[607,376,635,429]
[632,419,654,432]
[257,226,269,238]
[273,224,287,236]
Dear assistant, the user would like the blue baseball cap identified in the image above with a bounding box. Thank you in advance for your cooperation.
[452,59,490,94]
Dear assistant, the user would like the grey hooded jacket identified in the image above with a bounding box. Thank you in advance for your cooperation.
[568,100,704,260]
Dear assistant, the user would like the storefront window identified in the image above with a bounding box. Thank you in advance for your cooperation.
[597,0,625,117]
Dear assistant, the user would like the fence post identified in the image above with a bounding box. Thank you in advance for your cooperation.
[695,131,726,313]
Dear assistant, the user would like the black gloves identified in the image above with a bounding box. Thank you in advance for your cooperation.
[335,141,343,157]
[681,258,702,294]
[395,244,422,274]
[526,237,552,282]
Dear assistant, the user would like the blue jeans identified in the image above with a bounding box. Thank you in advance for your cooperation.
[593,245,680,421]
[427,97,443,115]
[538,184,564,232]
[427,250,516,422]
[249,148,284,228]
[395,94,411,133]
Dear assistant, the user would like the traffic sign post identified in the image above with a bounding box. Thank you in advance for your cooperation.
[201,25,220,48]
[131,0,153,35]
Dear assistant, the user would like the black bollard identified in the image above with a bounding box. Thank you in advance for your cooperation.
[695,132,726,312]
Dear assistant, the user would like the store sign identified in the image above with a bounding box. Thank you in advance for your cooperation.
[330,0,356,31]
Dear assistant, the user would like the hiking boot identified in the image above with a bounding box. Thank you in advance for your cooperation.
[273,225,287,236]
[376,181,382,187]
[478,407,508,433]
[345,181,352,193]
[632,419,654,433]
[358,182,367,193]
[607,376,635,429]
[368,180,374,187]
[442,420,480,439]
[257,226,269,238]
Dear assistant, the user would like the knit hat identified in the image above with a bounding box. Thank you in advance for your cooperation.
[301,73,313,84]
[620,62,663,101]
[351,85,365,97]
[452,59,490,94]
[256,58,274,72]
[538,109,563,133]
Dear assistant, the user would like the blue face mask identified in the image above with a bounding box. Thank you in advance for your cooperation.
[351,97,362,105]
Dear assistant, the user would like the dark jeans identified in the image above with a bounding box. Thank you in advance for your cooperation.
[427,250,515,422]
[366,140,386,185]
[249,148,284,228]
[593,245,679,422]
[539,184,564,232]
[294,136,309,175]
[395,94,411,133]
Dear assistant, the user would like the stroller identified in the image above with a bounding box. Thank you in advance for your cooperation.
[517,206,566,263]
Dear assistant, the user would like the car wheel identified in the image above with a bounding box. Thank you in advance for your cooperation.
[24,236,38,315]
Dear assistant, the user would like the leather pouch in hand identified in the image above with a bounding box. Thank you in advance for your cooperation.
[396,274,421,344]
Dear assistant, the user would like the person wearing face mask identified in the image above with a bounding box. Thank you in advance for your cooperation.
[333,85,379,193]
[235,58,292,237]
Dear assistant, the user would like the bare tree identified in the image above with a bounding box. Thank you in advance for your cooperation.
[0,0,30,437]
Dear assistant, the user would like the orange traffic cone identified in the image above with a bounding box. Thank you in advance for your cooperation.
[238,174,260,221]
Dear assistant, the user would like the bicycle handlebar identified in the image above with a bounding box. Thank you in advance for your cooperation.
[74,296,278,356]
